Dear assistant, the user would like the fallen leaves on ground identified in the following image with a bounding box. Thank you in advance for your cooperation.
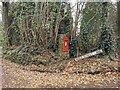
[2,58,119,88]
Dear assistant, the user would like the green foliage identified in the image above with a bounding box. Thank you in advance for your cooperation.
[13,2,72,47]
[78,2,116,57]
[3,2,73,65]
[78,2,103,53]
[69,39,77,58]
[100,27,112,54]
[99,2,113,55]
[3,1,118,65]
[58,3,72,34]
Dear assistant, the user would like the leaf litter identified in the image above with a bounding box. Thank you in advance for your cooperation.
[2,58,120,88]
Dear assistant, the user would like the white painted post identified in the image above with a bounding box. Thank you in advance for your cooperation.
[75,49,103,61]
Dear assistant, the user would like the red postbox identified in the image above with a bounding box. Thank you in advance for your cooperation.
[63,37,69,51]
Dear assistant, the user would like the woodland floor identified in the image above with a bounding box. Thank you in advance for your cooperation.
[2,57,120,88]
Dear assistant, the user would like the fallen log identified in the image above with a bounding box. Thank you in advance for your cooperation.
[75,49,103,61]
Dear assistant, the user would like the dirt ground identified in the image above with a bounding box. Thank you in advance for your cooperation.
[2,58,120,88]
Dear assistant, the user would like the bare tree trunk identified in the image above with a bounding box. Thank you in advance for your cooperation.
[2,2,10,47]
[71,3,80,39]
[71,2,84,39]
[2,2,9,29]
